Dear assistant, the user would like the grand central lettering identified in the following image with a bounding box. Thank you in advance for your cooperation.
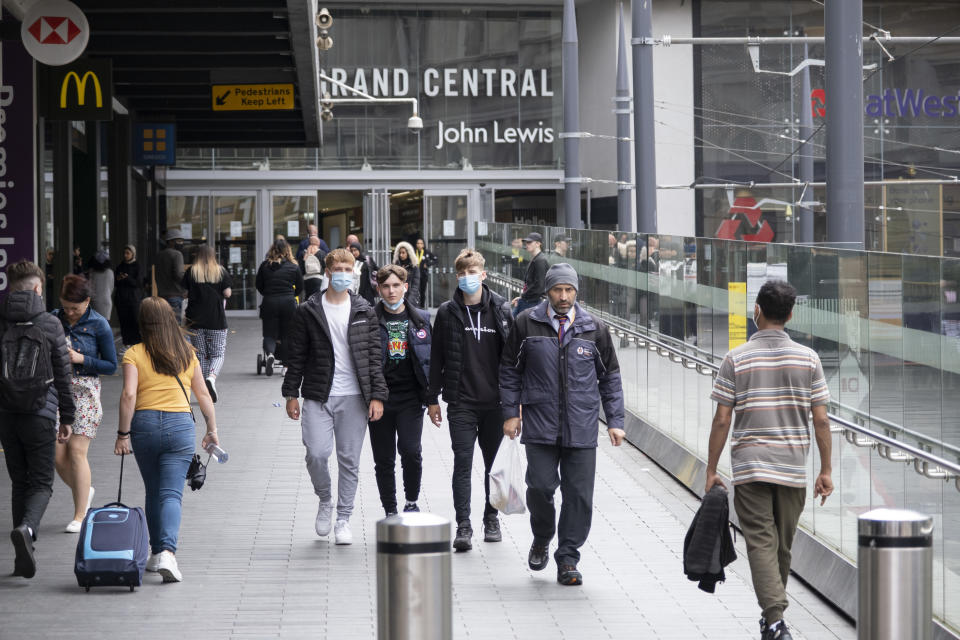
[321,67,554,99]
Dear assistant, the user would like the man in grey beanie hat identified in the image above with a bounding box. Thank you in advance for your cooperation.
[543,262,578,293]
[499,262,625,586]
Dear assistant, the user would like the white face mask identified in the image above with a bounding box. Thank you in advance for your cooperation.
[753,306,761,327]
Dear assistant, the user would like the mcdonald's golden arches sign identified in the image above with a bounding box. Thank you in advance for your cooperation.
[38,59,112,121]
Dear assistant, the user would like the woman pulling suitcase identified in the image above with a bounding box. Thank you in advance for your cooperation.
[114,297,219,583]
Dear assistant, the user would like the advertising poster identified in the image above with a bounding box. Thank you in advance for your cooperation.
[728,282,747,351]
[0,38,37,298]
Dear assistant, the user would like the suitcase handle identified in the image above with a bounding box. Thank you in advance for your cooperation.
[118,452,126,503]
[101,502,132,509]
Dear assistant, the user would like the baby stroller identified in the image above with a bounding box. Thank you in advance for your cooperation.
[255,350,284,377]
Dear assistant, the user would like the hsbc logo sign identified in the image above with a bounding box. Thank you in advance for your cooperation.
[20,0,89,66]
[26,16,84,46]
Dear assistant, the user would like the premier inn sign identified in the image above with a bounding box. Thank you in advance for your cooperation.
[38,58,112,121]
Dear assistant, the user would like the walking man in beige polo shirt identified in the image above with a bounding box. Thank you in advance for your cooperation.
[705,280,834,640]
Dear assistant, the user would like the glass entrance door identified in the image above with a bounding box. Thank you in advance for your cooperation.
[423,191,469,306]
[272,194,317,252]
[214,194,258,310]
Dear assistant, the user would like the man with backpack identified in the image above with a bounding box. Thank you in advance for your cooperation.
[0,260,76,579]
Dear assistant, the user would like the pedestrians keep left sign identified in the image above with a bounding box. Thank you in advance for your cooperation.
[212,84,294,111]
[37,58,112,120]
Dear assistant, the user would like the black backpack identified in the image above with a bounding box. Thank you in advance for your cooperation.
[0,314,54,412]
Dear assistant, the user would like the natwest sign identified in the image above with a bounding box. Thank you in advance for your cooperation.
[811,87,960,119]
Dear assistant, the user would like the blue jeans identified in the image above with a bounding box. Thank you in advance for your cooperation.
[130,410,194,554]
[165,296,184,324]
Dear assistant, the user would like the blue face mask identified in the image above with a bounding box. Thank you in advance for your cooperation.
[384,297,404,311]
[330,272,352,292]
[458,274,481,295]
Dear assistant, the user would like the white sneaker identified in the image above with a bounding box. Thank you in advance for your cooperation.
[146,553,160,572]
[334,519,353,545]
[156,550,182,583]
[65,520,82,533]
[315,501,333,537]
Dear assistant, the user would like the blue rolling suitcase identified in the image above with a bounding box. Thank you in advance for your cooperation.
[75,454,149,592]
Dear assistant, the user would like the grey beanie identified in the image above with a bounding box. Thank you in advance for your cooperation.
[545,263,578,291]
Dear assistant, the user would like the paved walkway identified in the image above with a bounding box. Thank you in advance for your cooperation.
[0,318,855,639]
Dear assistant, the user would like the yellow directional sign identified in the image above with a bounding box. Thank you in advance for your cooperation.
[212,84,295,111]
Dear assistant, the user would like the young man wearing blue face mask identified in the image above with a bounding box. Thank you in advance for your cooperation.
[282,248,387,545]
[427,248,513,551]
[369,265,432,516]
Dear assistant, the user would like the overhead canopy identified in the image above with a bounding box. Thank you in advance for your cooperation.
[75,0,320,146]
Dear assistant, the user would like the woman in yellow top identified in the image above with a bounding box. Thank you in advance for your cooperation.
[114,297,218,584]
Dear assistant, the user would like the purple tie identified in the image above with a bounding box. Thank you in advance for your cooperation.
[556,314,569,342]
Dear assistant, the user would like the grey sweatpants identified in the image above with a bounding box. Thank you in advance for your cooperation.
[301,395,368,520]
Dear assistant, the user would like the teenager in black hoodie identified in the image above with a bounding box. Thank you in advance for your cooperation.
[0,260,76,579]
[427,248,512,551]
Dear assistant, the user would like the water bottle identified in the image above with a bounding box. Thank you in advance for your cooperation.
[204,442,229,464]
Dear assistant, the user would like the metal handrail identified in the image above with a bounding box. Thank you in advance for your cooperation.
[484,270,960,491]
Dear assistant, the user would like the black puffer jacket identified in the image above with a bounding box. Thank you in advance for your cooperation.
[0,290,75,424]
[256,260,303,300]
[427,285,512,405]
[281,291,388,406]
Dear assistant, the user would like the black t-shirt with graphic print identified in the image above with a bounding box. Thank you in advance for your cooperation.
[382,308,421,408]
[457,302,503,407]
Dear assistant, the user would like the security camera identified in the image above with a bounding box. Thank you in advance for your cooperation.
[321,92,332,109]
[321,108,334,122]
[316,32,333,51]
[316,8,333,29]
[407,114,423,133]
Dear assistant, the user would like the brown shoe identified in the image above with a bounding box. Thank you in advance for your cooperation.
[557,564,582,586]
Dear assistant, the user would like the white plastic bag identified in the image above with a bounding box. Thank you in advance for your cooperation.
[488,436,527,515]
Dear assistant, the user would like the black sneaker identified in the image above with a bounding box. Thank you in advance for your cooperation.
[528,542,549,571]
[265,354,275,377]
[10,525,36,579]
[557,564,582,586]
[453,521,472,552]
[760,619,793,640]
[482,517,502,542]
[403,502,420,512]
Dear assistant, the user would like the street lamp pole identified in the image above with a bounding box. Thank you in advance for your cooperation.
[562,0,582,229]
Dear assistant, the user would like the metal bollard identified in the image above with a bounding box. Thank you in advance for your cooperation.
[376,512,452,640]
[858,508,933,640]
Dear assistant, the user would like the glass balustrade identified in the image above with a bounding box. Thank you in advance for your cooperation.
[476,221,960,633]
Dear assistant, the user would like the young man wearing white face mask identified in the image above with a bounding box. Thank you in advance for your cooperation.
[369,265,432,516]
[427,248,513,551]
[282,249,387,545]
